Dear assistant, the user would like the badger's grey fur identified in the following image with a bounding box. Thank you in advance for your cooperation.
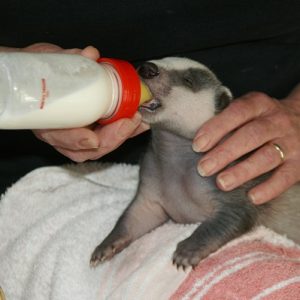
[90,57,300,269]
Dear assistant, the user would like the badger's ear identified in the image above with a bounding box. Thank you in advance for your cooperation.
[215,86,233,113]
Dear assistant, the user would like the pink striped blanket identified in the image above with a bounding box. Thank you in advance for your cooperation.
[172,239,300,300]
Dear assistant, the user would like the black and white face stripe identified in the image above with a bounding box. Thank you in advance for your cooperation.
[139,63,231,112]
[139,64,221,95]
[168,67,221,93]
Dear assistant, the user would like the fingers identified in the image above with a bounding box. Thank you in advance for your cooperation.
[197,117,283,177]
[193,91,300,204]
[51,146,99,163]
[80,46,100,60]
[25,42,147,162]
[22,42,64,53]
[248,162,298,204]
[88,113,145,160]
[61,45,100,60]
[22,43,100,61]
[193,92,278,152]
[34,113,145,162]
[215,142,286,191]
[33,127,100,150]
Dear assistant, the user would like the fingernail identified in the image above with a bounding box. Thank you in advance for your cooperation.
[79,138,99,149]
[248,191,262,205]
[193,133,210,152]
[217,173,235,190]
[198,158,216,176]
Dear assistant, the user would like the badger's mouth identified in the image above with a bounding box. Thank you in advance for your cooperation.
[139,98,162,112]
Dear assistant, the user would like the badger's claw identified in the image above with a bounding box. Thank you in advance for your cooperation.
[172,237,210,270]
[90,236,131,268]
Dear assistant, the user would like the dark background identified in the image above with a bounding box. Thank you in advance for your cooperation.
[1,0,300,194]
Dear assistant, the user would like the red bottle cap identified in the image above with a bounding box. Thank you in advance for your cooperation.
[97,58,141,125]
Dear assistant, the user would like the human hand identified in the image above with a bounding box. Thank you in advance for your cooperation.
[21,43,149,162]
[22,42,100,60]
[192,88,300,205]
[33,112,149,162]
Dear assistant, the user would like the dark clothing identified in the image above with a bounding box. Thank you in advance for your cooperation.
[0,0,300,193]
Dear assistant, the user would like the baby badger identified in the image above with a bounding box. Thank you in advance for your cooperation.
[91,57,300,269]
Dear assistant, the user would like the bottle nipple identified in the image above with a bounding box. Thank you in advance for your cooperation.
[139,81,152,105]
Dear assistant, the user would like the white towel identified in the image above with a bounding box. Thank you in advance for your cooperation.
[0,163,190,300]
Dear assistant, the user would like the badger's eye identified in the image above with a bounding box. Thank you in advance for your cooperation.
[183,76,193,88]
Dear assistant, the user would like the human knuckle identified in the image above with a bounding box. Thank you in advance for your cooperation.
[245,91,268,100]
[275,110,293,129]
[280,166,297,187]
[245,122,266,145]
[262,146,279,165]
[287,123,299,138]
[247,91,278,110]
[215,146,234,164]
[68,48,81,54]
[234,161,252,181]
[228,100,249,119]
[289,138,300,158]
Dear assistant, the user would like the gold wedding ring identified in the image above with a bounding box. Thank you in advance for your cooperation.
[271,143,285,162]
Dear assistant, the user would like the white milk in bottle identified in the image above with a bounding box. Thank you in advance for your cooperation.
[0,52,152,129]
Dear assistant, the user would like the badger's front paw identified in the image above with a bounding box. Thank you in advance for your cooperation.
[90,236,131,268]
[172,237,212,270]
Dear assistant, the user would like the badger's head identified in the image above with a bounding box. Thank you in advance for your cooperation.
[138,57,232,139]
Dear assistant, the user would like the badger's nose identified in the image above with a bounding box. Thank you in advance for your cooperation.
[137,62,160,79]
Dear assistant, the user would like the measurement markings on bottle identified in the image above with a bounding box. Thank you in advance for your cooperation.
[39,78,49,109]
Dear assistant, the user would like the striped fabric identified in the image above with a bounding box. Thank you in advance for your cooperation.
[172,239,300,300]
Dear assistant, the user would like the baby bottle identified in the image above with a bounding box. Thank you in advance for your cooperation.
[0,52,152,129]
